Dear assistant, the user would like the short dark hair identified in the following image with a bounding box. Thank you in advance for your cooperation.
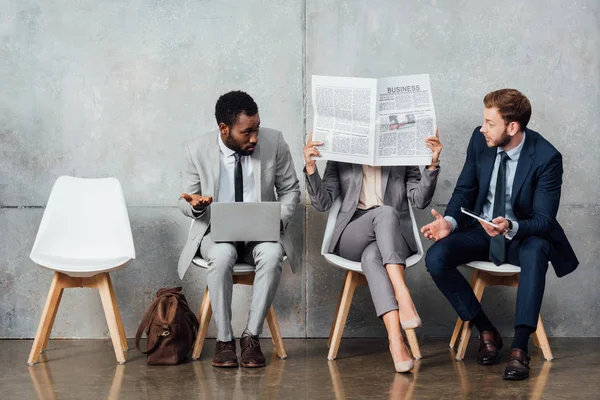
[215,90,258,127]
[483,89,531,130]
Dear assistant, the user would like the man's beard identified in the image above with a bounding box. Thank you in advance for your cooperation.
[487,129,511,148]
[496,130,511,147]
[224,135,253,155]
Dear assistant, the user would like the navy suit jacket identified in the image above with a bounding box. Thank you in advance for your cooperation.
[445,127,578,277]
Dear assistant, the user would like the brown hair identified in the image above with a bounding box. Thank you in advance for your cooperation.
[483,89,531,130]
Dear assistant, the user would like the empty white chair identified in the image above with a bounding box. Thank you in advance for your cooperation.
[321,197,424,360]
[28,176,135,365]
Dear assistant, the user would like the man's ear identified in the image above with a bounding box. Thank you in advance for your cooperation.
[508,121,520,136]
[218,122,229,136]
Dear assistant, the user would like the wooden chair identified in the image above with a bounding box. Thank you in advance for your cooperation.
[449,261,553,361]
[321,198,423,361]
[190,256,287,361]
[28,176,134,365]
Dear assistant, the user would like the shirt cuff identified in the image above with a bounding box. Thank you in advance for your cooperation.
[444,216,457,232]
[504,220,519,240]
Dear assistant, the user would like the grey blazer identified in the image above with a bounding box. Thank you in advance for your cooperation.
[177,128,300,279]
[305,162,439,254]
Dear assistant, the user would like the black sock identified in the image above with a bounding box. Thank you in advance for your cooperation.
[511,325,535,353]
[471,309,495,334]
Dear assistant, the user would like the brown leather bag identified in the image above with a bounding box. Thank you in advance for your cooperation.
[135,287,199,365]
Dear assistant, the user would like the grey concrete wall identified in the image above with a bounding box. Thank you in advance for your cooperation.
[1,0,598,339]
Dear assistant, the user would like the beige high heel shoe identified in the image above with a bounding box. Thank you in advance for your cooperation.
[400,317,422,330]
[394,345,415,373]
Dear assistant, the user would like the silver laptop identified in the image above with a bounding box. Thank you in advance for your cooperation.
[211,202,281,242]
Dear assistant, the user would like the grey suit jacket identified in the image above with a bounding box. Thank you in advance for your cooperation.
[305,162,439,254]
[178,128,300,279]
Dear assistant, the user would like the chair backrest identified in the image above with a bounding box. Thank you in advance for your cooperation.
[320,197,342,256]
[30,176,135,272]
[320,197,424,268]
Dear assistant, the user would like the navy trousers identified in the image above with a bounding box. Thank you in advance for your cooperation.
[425,225,550,329]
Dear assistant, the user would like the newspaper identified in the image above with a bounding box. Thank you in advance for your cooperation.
[311,74,436,166]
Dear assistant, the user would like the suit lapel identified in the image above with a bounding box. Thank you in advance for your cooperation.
[381,166,391,197]
[350,163,362,202]
[251,142,262,201]
[511,131,535,206]
[209,135,220,199]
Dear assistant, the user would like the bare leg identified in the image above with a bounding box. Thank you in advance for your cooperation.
[382,310,414,372]
[382,310,412,362]
[386,264,420,328]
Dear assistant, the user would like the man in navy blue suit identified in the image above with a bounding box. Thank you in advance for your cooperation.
[421,89,578,380]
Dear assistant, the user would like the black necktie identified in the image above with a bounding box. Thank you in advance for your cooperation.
[233,153,245,258]
[489,151,511,265]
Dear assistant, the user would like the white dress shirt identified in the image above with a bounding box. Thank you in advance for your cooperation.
[217,134,257,202]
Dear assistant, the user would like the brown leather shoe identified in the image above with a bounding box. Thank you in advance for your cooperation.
[503,348,530,380]
[477,330,503,365]
[240,335,266,368]
[212,340,238,368]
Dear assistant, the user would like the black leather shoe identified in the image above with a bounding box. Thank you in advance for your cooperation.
[240,335,266,368]
[503,348,530,380]
[477,330,503,365]
[212,340,238,368]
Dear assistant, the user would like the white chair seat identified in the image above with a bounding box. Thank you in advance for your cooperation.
[463,261,521,277]
[33,256,132,278]
[192,257,256,275]
[323,253,423,273]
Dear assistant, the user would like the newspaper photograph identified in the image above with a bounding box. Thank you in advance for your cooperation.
[311,74,436,166]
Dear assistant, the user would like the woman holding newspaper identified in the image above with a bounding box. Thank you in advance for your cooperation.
[304,130,442,373]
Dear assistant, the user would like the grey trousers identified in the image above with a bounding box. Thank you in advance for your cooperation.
[337,206,412,317]
[200,234,284,342]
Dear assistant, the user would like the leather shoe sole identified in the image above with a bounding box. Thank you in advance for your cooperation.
[477,353,501,365]
[212,360,238,368]
[241,359,266,368]
[503,369,529,380]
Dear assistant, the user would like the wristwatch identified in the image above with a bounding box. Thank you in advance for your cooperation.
[506,220,513,230]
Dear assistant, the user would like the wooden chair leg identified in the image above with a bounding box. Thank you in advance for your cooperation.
[455,320,473,361]
[450,269,480,349]
[41,288,64,353]
[449,318,463,349]
[106,275,128,352]
[405,328,422,360]
[192,288,213,361]
[532,333,541,348]
[328,271,359,361]
[28,272,64,365]
[328,286,345,348]
[456,272,485,361]
[266,305,287,359]
[95,273,127,364]
[532,315,553,361]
